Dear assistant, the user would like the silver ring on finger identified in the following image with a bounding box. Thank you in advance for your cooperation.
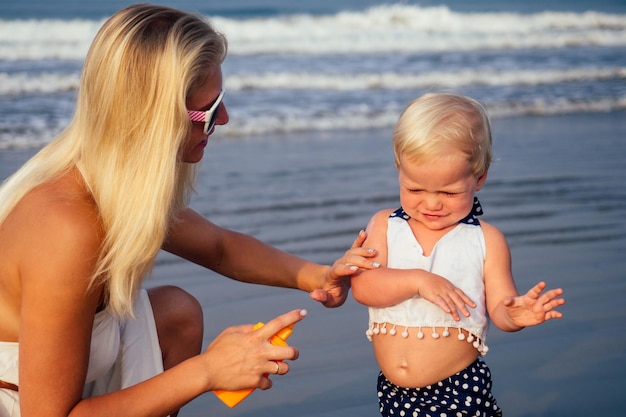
[273,361,280,375]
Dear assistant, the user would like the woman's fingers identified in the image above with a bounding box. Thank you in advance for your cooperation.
[350,229,367,248]
[258,309,307,347]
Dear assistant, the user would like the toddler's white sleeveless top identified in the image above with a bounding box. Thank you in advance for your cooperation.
[367,199,489,355]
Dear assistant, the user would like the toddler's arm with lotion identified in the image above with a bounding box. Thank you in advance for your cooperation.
[352,209,475,321]
[351,267,476,322]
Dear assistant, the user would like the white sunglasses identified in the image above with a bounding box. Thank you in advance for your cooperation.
[187,89,225,134]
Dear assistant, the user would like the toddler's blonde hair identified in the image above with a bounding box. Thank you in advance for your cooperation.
[393,93,492,177]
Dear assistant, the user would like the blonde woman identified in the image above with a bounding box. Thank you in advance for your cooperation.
[0,4,376,417]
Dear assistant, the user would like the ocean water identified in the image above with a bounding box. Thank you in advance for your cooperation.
[1,1,626,417]
[151,112,626,417]
[1,0,625,149]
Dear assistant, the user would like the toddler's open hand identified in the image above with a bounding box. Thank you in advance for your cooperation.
[503,281,565,327]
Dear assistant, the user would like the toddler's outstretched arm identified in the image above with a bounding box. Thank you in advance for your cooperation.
[482,220,565,331]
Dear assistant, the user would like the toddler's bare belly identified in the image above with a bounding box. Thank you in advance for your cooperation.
[372,326,479,388]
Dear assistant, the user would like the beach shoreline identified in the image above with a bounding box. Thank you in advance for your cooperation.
[2,111,625,416]
[146,111,625,417]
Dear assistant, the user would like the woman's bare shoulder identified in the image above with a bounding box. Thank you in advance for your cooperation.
[0,170,104,339]
[9,170,104,278]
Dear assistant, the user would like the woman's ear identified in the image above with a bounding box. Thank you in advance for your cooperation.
[475,170,488,191]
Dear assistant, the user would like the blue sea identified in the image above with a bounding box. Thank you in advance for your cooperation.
[1,0,625,149]
[1,1,626,417]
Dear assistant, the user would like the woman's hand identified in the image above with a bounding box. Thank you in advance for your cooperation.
[199,309,307,392]
[310,230,380,307]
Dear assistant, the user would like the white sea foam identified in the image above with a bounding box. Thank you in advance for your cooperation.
[0,72,80,95]
[1,5,625,60]
[1,3,624,149]
[216,6,626,54]
[215,96,626,139]
[1,94,624,150]
[226,67,626,91]
[0,19,102,60]
[2,67,624,95]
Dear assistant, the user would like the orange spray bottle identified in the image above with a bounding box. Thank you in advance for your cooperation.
[214,322,295,408]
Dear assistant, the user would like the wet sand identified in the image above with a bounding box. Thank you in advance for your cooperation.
[2,111,625,416]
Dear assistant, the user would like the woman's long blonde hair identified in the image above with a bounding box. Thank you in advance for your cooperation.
[0,4,227,317]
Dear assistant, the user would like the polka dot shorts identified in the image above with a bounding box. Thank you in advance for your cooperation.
[377,358,502,417]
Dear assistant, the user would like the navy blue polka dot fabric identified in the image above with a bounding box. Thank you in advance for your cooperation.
[377,358,502,417]
[391,198,483,226]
